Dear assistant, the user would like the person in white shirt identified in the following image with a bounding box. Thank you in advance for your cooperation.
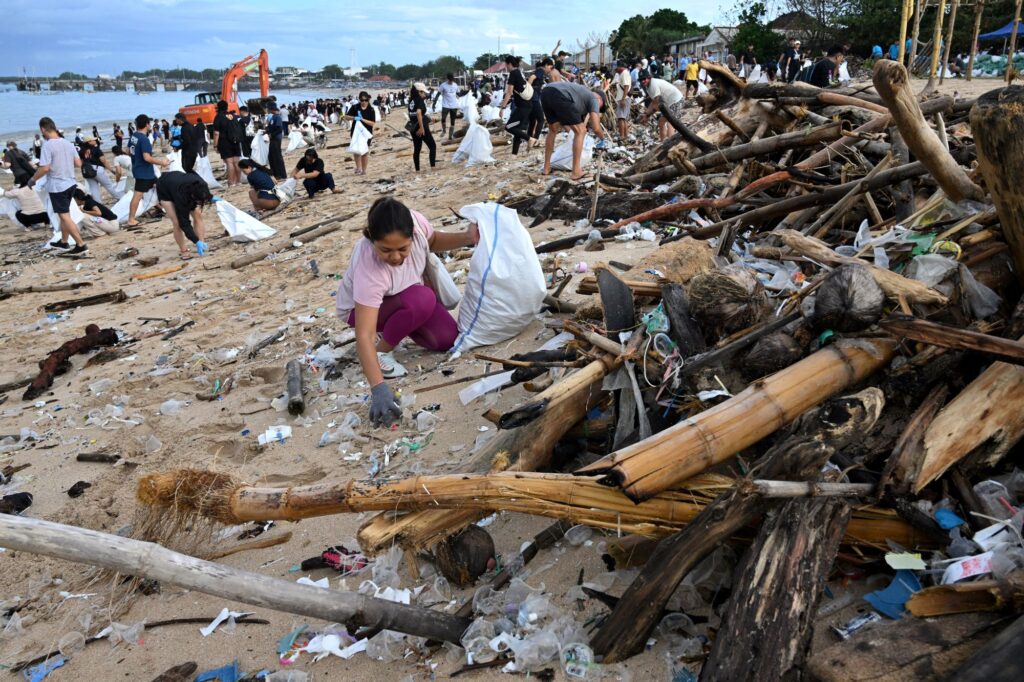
[30,117,88,255]
[5,181,49,229]
[639,72,685,141]
[433,73,461,140]
[611,60,633,141]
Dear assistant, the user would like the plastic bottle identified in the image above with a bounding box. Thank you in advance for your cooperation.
[159,399,187,416]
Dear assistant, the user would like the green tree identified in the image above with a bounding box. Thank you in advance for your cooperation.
[420,55,466,79]
[369,61,397,77]
[322,64,344,79]
[395,63,421,80]
[473,52,501,70]
[610,9,706,58]
[733,2,784,63]
[57,71,89,80]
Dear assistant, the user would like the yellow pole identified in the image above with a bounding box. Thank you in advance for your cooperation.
[927,0,948,90]
[967,1,986,81]
[940,0,960,84]
[1008,0,1023,84]
[899,0,912,64]
[911,0,924,67]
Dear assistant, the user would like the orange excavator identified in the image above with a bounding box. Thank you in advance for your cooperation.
[179,49,272,126]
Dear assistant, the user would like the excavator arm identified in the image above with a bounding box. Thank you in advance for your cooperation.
[219,49,270,107]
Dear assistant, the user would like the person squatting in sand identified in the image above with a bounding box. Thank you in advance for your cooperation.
[155,170,212,259]
[335,197,479,426]
[239,158,281,214]
[292,148,341,199]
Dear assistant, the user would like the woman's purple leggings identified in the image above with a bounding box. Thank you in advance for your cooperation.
[348,284,458,351]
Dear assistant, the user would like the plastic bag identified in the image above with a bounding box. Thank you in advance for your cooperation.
[251,132,269,165]
[274,178,297,204]
[111,188,157,223]
[165,151,184,173]
[453,202,546,352]
[195,155,222,189]
[0,196,18,226]
[452,124,495,166]
[286,130,306,152]
[959,264,1000,319]
[480,105,503,122]
[44,188,86,227]
[215,199,277,242]
[348,122,373,156]
[550,133,594,172]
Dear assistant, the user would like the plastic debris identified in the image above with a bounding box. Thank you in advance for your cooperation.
[199,607,252,637]
[863,570,921,618]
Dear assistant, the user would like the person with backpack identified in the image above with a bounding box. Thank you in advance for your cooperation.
[79,136,123,202]
[212,100,242,186]
[266,101,287,181]
[805,46,846,87]
[499,55,535,156]
[2,141,36,187]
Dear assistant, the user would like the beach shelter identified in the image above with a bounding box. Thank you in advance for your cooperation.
[979,20,1022,40]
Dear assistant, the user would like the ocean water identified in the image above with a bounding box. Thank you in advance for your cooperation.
[0,86,353,148]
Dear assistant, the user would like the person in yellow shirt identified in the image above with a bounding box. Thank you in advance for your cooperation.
[684,60,700,99]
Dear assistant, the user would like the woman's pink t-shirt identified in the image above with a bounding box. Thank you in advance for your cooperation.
[335,209,434,319]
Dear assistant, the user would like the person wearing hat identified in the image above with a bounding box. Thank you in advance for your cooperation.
[639,71,684,141]
[780,38,802,83]
[79,135,123,202]
[407,82,437,172]
[611,60,633,140]
[266,101,288,181]
[540,80,608,181]
[433,72,461,140]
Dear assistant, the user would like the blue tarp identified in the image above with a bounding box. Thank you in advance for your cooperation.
[978,20,1022,40]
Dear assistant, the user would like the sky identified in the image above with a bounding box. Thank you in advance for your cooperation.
[4,0,726,77]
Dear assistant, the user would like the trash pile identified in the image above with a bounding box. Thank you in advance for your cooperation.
[4,60,1024,679]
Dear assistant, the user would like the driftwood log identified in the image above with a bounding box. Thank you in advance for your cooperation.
[285,358,304,415]
[23,325,119,400]
[589,389,884,661]
[971,86,1024,281]
[872,60,984,201]
[700,495,851,681]
[0,514,470,644]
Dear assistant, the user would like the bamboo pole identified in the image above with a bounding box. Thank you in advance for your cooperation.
[900,0,913,64]
[1009,0,1023,84]
[576,338,897,502]
[0,515,470,644]
[927,0,948,91]
[967,0,986,81]
[940,0,961,85]
[911,0,924,67]
[136,469,927,549]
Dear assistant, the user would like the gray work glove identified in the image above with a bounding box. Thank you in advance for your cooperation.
[370,382,402,427]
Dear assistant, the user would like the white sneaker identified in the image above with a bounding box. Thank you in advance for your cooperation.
[377,351,407,379]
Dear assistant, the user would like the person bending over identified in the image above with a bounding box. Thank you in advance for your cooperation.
[5,179,48,229]
[73,188,119,237]
[292,148,341,199]
[335,197,478,426]
[155,171,212,259]
[540,81,608,181]
[239,159,280,213]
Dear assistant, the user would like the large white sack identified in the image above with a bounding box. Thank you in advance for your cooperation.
[0,196,19,226]
[452,202,546,352]
[550,133,595,171]
[348,123,372,156]
[251,132,269,165]
[452,124,494,166]
[112,188,157,223]
[195,155,221,189]
[286,130,305,152]
[165,151,184,173]
[480,105,502,122]
[215,199,277,242]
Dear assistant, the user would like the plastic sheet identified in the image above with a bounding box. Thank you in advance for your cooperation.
[215,199,277,242]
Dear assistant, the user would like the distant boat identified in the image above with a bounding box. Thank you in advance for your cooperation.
[156,83,166,92]
[125,83,135,93]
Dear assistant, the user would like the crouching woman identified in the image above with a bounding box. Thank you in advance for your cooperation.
[156,170,212,259]
[335,197,477,426]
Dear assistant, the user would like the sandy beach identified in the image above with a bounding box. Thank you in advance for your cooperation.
[0,73,1007,681]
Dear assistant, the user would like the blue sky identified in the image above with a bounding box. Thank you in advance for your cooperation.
[4,0,725,76]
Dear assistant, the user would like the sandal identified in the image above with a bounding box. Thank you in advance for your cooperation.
[179,252,193,261]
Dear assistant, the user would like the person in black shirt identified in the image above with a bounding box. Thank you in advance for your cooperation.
[238,106,254,158]
[347,91,376,175]
[2,141,35,187]
[172,113,198,172]
[156,171,213,258]
[73,188,119,237]
[211,100,242,186]
[499,55,534,156]
[407,82,436,171]
[292,148,341,198]
[809,46,846,88]
[239,159,280,213]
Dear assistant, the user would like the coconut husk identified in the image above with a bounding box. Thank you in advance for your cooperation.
[741,332,805,380]
[433,525,495,586]
[687,264,770,336]
[811,263,886,332]
[635,237,716,285]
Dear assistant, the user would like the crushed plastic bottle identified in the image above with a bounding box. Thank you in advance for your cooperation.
[88,378,114,395]
[509,628,560,669]
[461,619,498,664]
[365,630,405,662]
[141,435,162,454]
[565,525,593,546]
[58,631,86,658]
[159,399,187,416]
[414,411,437,433]
[271,395,288,412]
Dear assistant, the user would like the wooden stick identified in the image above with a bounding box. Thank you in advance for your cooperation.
[289,212,352,238]
[285,359,304,415]
[576,339,896,502]
[42,289,127,313]
[209,531,294,559]
[130,263,188,281]
[967,0,987,82]
[247,329,284,359]
[231,221,343,269]
[878,383,949,496]
[873,60,984,201]
[686,121,845,173]
[0,281,93,297]
[416,369,507,394]
[939,0,960,86]
[926,0,948,91]
[657,102,714,153]
[880,314,1024,365]
[906,572,1024,617]
[948,614,1024,682]
[747,480,875,498]
[971,86,1024,282]
[806,153,893,238]
[0,515,471,644]
[1009,0,1024,84]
